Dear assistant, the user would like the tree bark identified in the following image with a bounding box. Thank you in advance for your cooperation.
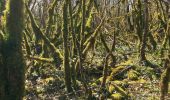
[140,0,148,61]
[1,0,26,99]
[63,0,72,93]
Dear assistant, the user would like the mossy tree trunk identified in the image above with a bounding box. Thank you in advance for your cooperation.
[63,0,72,93]
[160,1,169,59]
[26,4,63,67]
[135,0,143,52]
[0,0,5,15]
[68,0,78,89]
[160,59,170,100]
[0,0,26,99]
[140,0,148,61]
[0,35,5,100]
[0,0,5,28]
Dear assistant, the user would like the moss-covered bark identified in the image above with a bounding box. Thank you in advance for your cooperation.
[160,61,170,100]
[0,32,5,99]
[63,0,72,93]
[45,0,58,35]
[26,4,63,67]
[135,0,143,51]
[0,0,5,29]
[75,17,105,73]
[0,0,5,14]
[1,0,26,99]
[68,0,78,89]
[101,54,110,88]
[140,0,148,61]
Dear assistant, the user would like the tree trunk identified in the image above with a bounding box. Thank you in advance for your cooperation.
[63,0,72,93]
[140,0,148,61]
[0,0,5,14]
[1,0,26,99]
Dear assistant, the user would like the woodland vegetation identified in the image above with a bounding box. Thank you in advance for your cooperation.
[0,0,170,100]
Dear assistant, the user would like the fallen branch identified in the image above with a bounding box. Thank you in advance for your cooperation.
[26,55,54,63]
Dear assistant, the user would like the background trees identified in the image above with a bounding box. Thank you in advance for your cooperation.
[0,0,170,99]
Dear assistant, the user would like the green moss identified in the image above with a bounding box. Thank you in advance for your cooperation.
[85,7,94,34]
[83,17,105,48]
[91,83,97,87]
[108,85,115,93]
[62,0,72,93]
[113,80,125,85]
[160,67,170,99]
[111,93,124,100]
[112,80,128,90]
[109,66,125,79]
[113,84,127,97]
[26,4,63,67]
[94,77,103,85]
[127,70,140,80]
[95,76,110,85]
[127,78,147,85]
[109,60,135,80]
[45,0,58,35]
[2,0,26,99]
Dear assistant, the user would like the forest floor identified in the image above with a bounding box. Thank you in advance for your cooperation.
[25,48,170,100]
